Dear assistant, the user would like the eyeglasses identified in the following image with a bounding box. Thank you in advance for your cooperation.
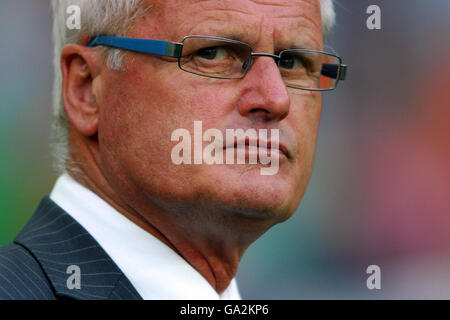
[87,35,347,91]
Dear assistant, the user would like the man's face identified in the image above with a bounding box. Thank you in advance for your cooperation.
[97,0,323,224]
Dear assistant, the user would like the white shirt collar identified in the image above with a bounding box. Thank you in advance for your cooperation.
[49,173,241,300]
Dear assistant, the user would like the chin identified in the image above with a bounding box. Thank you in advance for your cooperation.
[199,164,303,222]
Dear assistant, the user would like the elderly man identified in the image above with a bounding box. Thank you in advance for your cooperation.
[0,0,345,300]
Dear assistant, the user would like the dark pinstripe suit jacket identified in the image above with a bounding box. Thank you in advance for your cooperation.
[0,196,142,300]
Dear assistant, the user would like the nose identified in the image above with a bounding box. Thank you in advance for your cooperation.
[236,56,291,122]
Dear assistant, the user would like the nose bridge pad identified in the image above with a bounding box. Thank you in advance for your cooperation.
[273,56,280,67]
[242,57,253,71]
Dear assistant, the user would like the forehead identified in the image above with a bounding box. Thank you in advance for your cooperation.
[137,0,323,50]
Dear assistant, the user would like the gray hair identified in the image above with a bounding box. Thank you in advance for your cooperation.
[50,0,335,175]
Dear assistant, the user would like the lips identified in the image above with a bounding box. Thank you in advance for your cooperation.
[225,137,290,159]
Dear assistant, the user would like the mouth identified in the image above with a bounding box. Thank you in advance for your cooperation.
[224,137,290,159]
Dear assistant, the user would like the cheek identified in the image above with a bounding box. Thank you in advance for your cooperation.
[96,66,237,198]
[291,91,322,148]
[96,70,168,182]
[304,99,322,168]
[290,92,322,179]
[304,93,322,145]
[182,80,236,125]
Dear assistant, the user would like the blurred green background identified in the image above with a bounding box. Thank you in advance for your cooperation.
[1,0,449,299]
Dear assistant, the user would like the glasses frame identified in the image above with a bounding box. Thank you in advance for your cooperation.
[87,35,347,91]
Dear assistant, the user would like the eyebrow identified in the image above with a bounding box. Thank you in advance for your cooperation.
[281,41,319,51]
[204,30,258,46]
[190,22,320,52]
[202,33,318,53]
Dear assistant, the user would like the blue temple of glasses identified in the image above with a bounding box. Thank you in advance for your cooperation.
[87,35,183,58]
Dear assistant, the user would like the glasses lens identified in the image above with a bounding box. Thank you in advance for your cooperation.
[278,50,341,90]
[180,37,252,79]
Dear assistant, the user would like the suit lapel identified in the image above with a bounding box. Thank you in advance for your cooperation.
[14,196,142,300]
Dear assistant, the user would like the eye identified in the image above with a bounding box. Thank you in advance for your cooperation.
[196,46,228,60]
[278,53,308,70]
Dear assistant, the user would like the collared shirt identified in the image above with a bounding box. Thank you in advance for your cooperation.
[49,174,241,300]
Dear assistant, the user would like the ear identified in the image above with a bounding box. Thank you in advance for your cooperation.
[61,44,102,137]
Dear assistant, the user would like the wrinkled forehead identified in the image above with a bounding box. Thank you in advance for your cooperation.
[134,0,323,50]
